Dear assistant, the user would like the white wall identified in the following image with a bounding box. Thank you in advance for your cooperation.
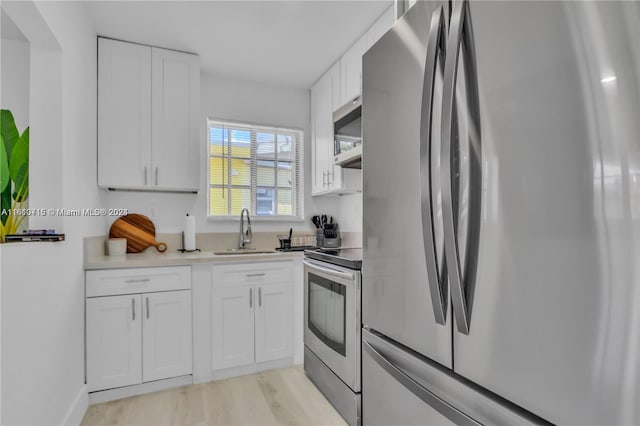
[1,1,100,424]
[101,72,340,235]
[338,192,362,233]
[0,38,30,131]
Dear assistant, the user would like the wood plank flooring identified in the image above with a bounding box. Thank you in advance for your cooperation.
[81,366,347,426]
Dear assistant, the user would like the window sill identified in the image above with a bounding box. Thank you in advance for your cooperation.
[206,215,305,223]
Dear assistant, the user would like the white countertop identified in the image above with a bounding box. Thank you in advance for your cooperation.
[84,248,303,270]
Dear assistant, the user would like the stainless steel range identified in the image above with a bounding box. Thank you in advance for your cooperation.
[303,248,362,426]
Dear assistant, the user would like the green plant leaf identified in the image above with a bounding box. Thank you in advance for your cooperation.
[0,134,8,193]
[1,185,10,226]
[9,130,28,202]
[1,110,19,160]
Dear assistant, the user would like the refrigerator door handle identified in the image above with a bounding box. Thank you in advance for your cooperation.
[441,0,482,335]
[420,5,448,325]
[363,339,481,425]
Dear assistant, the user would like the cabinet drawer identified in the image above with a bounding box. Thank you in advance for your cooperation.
[213,261,292,287]
[86,266,191,297]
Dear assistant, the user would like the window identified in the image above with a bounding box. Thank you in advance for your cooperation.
[207,119,302,219]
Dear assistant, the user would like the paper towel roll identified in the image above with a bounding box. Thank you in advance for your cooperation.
[184,214,196,251]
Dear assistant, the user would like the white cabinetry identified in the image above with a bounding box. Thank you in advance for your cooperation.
[97,39,151,189]
[98,37,200,192]
[255,281,292,362]
[86,295,142,391]
[310,7,394,194]
[311,63,359,196]
[86,266,192,392]
[142,290,192,382]
[212,262,293,372]
[340,35,366,106]
[340,5,394,107]
[211,284,254,369]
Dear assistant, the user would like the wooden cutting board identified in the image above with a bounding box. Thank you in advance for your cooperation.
[109,214,167,253]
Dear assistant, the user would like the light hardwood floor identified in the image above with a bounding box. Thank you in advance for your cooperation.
[81,366,347,426]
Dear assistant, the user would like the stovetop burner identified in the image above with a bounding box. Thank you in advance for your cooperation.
[304,247,362,270]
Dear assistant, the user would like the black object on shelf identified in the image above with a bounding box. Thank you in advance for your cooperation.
[275,245,317,252]
[4,233,65,242]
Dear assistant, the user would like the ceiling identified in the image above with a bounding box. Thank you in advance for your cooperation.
[84,0,393,89]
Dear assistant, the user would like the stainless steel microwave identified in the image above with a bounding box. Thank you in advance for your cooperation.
[333,96,362,169]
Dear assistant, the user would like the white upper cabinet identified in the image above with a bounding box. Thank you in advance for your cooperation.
[98,39,152,189]
[151,47,200,191]
[98,38,200,192]
[310,7,394,193]
[340,35,366,106]
[311,62,359,196]
[311,64,335,196]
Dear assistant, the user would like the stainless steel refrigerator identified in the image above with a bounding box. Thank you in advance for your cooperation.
[362,1,640,424]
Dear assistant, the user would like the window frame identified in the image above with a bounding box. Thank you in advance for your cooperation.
[206,117,305,222]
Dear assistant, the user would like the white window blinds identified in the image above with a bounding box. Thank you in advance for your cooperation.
[207,119,303,219]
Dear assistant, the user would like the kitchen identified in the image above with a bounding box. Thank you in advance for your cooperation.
[1,1,639,425]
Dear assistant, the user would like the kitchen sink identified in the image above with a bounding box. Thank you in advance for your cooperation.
[212,248,277,255]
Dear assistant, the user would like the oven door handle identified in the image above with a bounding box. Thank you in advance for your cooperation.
[303,259,355,281]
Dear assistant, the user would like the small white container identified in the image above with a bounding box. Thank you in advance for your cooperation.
[106,238,127,256]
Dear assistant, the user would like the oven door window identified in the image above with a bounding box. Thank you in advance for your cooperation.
[308,272,346,357]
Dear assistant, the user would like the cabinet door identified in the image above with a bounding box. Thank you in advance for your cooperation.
[340,35,366,105]
[311,71,332,196]
[212,285,255,370]
[98,38,152,189]
[255,282,293,363]
[142,290,192,382]
[151,47,200,191]
[86,295,142,392]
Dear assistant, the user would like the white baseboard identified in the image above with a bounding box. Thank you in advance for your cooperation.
[89,375,193,405]
[211,357,293,381]
[62,384,89,426]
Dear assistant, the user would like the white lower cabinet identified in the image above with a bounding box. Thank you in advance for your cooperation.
[86,267,192,393]
[255,281,292,363]
[142,290,192,382]
[211,284,255,369]
[86,295,142,391]
[212,262,293,372]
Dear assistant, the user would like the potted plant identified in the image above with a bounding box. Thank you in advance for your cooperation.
[1,109,29,242]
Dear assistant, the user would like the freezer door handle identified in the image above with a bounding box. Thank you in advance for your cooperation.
[363,340,480,425]
[441,0,482,335]
[420,5,449,326]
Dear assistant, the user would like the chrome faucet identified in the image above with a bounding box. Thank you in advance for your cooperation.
[239,208,252,249]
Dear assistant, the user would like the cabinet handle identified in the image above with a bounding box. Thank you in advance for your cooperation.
[144,167,148,186]
[146,297,150,319]
[249,288,253,308]
[125,278,150,284]
[246,273,265,278]
[327,170,333,185]
[155,167,159,186]
[322,171,327,187]
[132,298,136,321]
[258,287,262,307]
